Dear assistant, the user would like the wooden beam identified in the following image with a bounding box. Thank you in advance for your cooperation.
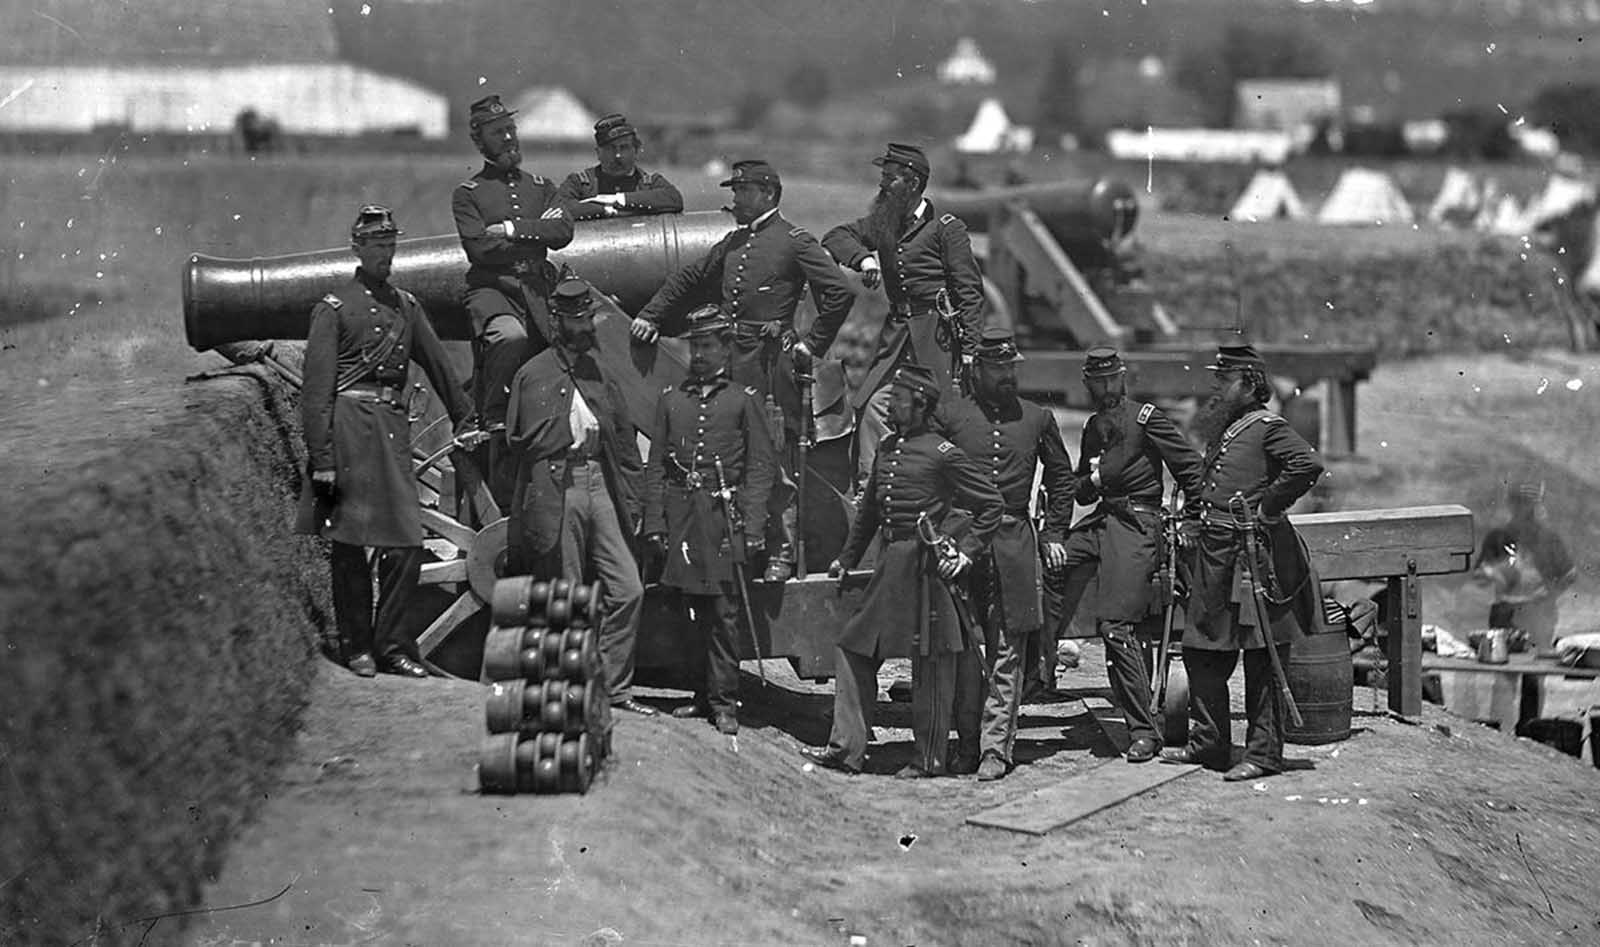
[1291,505,1476,580]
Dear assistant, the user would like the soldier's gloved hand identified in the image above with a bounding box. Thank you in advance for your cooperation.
[453,420,489,450]
[937,550,971,580]
[827,558,844,578]
[588,193,623,206]
[791,340,815,371]
[311,468,338,500]
[858,256,882,289]
[482,314,522,346]
[630,317,660,344]
[1041,541,1067,571]
[486,221,511,237]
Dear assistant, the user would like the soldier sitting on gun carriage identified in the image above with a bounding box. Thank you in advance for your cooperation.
[643,304,778,735]
[452,93,575,506]
[557,112,684,221]
[296,204,479,679]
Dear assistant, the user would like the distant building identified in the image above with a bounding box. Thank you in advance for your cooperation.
[937,37,996,86]
[1234,78,1342,134]
[508,87,597,144]
[1105,127,1293,164]
[0,0,448,138]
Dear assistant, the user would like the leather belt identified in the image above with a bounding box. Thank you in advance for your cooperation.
[1101,496,1162,517]
[733,320,783,339]
[1197,505,1251,529]
[338,382,405,406]
[665,469,740,491]
[561,445,601,465]
[880,525,920,542]
[886,301,938,322]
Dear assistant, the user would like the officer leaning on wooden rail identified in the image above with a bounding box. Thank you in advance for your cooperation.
[505,278,655,717]
[1163,343,1325,782]
[822,142,986,497]
[557,112,684,220]
[632,158,854,582]
[642,304,778,735]
[1056,346,1204,764]
[295,204,478,679]
[800,364,1003,778]
[452,93,575,507]
[933,327,1076,782]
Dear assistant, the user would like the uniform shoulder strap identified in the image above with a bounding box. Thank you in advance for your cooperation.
[578,169,592,184]
[940,212,958,226]
[457,179,478,190]
[744,385,760,397]
[321,293,342,309]
[789,226,809,238]
[1136,402,1155,424]
[1220,408,1273,446]
[937,439,955,453]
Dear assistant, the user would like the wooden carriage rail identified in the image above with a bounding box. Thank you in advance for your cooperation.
[637,504,1475,721]
[1015,343,1379,459]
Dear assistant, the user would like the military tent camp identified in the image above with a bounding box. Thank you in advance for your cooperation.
[1316,168,1414,226]
[1228,169,1309,221]
[1427,167,1483,228]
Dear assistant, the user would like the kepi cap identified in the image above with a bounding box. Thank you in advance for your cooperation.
[350,203,402,240]
[1207,343,1268,374]
[720,159,781,188]
[682,303,733,338]
[1082,345,1125,378]
[974,326,1024,364]
[889,363,942,403]
[468,94,516,129]
[594,112,638,147]
[550,277,598,315]
[872,142,931,179]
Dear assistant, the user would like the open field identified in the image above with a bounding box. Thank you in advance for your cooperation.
[4,153,1600,945]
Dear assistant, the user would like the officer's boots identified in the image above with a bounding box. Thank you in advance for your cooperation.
[762,502,800,582]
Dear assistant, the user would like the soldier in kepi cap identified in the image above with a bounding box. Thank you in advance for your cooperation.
[558,112,684,220]
[296,205,479,678]
[633,159,853,582]
[643,304,777,734]
[452,93,574,507]
[1056,346,1203,764]
[1164,343,1323,781]
[823,143,985,498]
[505,278,654,717]
[800,364,1001,778]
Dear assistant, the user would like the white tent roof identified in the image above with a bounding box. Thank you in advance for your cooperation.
[1522,173,1597,231]
[1229,170,1308,222]
[954,98,1032,154]
[1427,167,1482,227]
[508,86,595,143]
[938,37,996,85]
[1481,193,1530,237]
[1317,168,1415,226]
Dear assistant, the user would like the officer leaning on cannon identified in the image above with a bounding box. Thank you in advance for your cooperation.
[452,93,575,505]
[822,143,986,496]
[632,159,853,582]
[557,112,684,220]
[642,304,778,735]
[295,204,478,679]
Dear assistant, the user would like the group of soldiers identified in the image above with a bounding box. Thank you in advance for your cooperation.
[298,92,1326,783]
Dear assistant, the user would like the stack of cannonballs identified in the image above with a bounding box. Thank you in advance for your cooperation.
[477,577,611,795]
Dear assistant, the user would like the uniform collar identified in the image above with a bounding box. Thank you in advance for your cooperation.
[354,267,391,296]
[745,207,780,232]
[595,164,641,185]
[904,198,929,228]
[684,369,730,392]
[480,161,522,180]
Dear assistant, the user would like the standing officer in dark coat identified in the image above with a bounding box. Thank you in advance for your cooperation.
[935,327,1075,781]
[1163,344,1324,781]
[297,205,477,678]
[643,305,777,734]
[632,159,854,581]
[452,93,575,505]
[557,112,684,221]
[822,143,985,493]
[1058,347,1204,763]
[799,365,1002,777]
[505,279,653,717]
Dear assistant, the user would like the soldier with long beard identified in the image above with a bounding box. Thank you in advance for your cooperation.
[1163,344,1324,781]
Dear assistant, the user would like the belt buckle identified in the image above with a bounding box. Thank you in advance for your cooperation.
[684,470,704,490]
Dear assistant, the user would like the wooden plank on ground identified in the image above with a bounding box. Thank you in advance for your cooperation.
[966,757,1200,835]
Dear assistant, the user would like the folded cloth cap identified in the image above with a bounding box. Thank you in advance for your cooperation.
[468,94,516,129]
[351,203,402,239]
[719,159,781,188]
[550,278,598,315]
[593,112,637,147]
[1207,342,1267,374]
[974,326,1024,363]
[1081,345,1125,377]
[890,363,942,402]
[872,142,931,179]
[683,303,733,338]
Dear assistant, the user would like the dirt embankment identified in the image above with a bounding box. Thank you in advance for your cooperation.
[0,369,329,947]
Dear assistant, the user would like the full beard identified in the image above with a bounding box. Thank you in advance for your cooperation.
[484,145,521,172]
[1091,393,1126,449]
[865,186,915,252]
[1193,389,1255,448]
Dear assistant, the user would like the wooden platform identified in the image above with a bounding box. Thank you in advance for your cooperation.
[967,754,1200,836]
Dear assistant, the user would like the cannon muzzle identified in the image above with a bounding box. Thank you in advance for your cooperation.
[184,211,734,351]
[935,177,1138,256]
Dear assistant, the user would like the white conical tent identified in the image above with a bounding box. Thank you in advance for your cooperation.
[1316,168,1415,226]
[1482,193,1530,237]
[1427,167,1482,227]
[1522,173,1597,231]
[955,98,1013,153]
[1229,169,1309,221]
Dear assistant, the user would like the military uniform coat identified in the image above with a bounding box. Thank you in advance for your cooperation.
[557,165,684,220]
[822,200,984,401]
[504,346,644,564]
[935,394,1075,633]
[452,163,575,335]
[1069,401,1203,622]
[296,271,471,547]
[643,373,777,594]
[638,211,853,435]
[835,429,1002,658]
[1184,409,1325,651]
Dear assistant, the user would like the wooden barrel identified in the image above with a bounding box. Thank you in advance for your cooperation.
[1284,629,1354,745]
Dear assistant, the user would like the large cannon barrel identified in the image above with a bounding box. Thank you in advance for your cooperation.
[183,210,733,351]
[935,177,1139,249]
